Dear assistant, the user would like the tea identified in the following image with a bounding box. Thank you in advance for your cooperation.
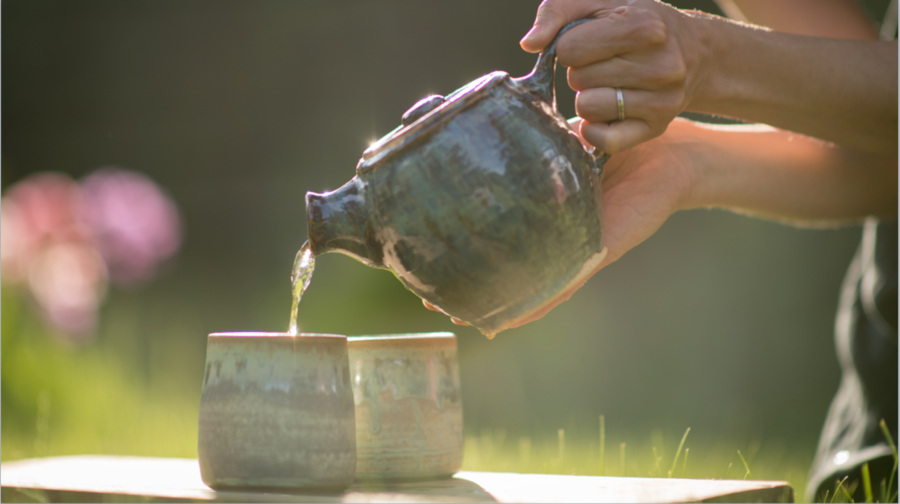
[288,240,315,335]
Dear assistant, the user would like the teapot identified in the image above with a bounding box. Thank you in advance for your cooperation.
[306,21,607,338]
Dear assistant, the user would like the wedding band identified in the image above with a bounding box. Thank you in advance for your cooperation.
[615,88,625,121]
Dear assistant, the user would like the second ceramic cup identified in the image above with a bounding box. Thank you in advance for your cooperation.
[347,332,463,481]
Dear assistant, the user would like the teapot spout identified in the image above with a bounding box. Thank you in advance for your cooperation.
[306,177,383,268]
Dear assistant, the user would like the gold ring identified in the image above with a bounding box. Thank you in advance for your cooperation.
[615,88,625,121]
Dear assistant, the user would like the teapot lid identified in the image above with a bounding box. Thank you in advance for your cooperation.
[357,71,509,171]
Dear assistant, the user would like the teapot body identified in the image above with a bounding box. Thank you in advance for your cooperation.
[307,70,605,337]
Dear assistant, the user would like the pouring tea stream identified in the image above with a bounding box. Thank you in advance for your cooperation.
[288,241,315,336]
[299,20,607,338]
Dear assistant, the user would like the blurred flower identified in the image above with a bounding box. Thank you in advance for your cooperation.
[1,173,88,283]
[28,241,108,340]
[1,168,182,340]
[81,168,181,287]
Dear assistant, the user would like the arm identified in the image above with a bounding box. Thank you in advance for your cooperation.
[520,0,897,155]
[493,117,895,329]
[595,117,897,267]
[715,0,879,38]
[691,15,896,155]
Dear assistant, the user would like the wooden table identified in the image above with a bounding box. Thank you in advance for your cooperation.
[1,455,793,503]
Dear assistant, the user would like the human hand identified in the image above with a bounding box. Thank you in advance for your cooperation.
[422,299,469,326]
[585,116,696,267]
[520,0,710,154]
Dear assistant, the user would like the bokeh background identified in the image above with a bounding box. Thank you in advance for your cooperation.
[2,0,894,498]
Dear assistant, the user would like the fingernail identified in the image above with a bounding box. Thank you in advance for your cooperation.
[520,25,539,44]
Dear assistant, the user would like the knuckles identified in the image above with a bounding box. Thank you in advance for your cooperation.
[555,34,589,68]
[645,55,688,89]
[556,5,685,90]
[628,11,668,47]
[567,67,592,91]
[574,89,609,121]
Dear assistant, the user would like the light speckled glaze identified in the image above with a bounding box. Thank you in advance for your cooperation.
[347,332,463,481]
[306,21,605,338]
[197,332,356,490]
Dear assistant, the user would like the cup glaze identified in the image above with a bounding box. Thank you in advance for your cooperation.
[197,332,356,489]
[347,332,463,481]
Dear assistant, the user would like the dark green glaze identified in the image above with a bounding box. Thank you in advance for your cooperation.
[306,22,605,337]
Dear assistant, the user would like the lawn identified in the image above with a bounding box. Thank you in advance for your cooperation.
[3,288,895,503]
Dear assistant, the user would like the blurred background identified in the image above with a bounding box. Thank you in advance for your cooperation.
[2,0,893,498]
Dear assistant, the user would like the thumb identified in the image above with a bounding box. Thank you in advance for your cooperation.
[520,0,607,53]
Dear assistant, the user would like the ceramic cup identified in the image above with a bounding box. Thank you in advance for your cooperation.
[197,332,356,490]
[347,332,463,481]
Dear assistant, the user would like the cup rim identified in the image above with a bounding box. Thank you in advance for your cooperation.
[347,332,455,343]
[208,331,346,339]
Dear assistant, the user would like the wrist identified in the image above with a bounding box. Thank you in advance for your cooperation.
[667,119,769,212]
[664,119,711,212]
[685,12,773,116]
[676,10,731,113]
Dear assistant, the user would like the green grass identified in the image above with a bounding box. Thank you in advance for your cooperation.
[2,320,819,500]
[460,419,899,503]
[1,342,885,503]
[1,341,200,461]
[1,287,200,461]
[4,288,896,503]
[460,424,815,500]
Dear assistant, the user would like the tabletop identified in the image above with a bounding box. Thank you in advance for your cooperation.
[1,455,793,503]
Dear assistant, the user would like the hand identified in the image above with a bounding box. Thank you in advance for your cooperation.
[520,0,709,154]
[422,300,469,326]
[587,117,696,267]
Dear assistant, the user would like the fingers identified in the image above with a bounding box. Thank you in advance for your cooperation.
[423,299,469,326]
[520,0,621,53]
[568,54,686,92]
[522,1,668,61]
[579,117,662,155]
[554,7,668,67]
[576,87,630,123]
[576,86,683,123]
[523,0,692,154]
[572,92,661,154]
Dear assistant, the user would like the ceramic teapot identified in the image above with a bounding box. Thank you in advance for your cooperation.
[306,21,607,338]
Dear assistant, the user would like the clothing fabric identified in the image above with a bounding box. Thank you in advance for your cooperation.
[807,219,898,501]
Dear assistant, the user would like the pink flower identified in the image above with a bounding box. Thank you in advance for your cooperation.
[1,173,89,283]
[80,168,182,287]
[27,241,108,339]
[1,168,183,338]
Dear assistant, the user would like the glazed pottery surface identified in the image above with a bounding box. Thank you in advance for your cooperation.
[197,332,356,489]
[306,21,605,337]
[347,332,463,481]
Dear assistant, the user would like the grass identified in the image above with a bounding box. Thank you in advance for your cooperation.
[461,418,900,503]
[3,289,896,503]
[1,330,820,500]
[1,289,201,461]
[0,319,820,501]
[461,423,815,499]
[3,348,893,503]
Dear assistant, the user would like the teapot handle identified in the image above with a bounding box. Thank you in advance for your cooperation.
[516,19,609,170]
[515,19,593,112]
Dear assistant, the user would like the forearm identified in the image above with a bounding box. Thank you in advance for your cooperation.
[687,12,898,155]
[671,118,897,224]
[715,0,879,39]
